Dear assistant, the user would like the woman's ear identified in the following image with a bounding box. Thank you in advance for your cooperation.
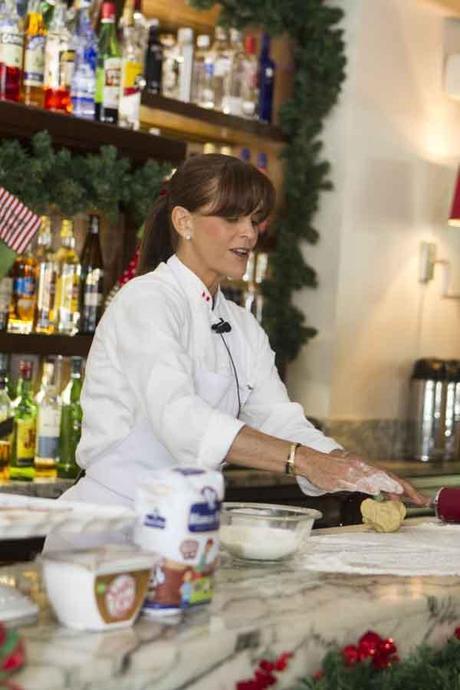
[171,206,193,240]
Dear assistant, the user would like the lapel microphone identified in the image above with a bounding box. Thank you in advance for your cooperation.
[211,317,232,334]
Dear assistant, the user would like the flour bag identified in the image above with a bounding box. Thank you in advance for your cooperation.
[134,467,224,615]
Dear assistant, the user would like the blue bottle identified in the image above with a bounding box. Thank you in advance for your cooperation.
[70,1,97,120]
[257,33,275,124]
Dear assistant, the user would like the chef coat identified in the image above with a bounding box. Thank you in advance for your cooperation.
[62,254,341,508]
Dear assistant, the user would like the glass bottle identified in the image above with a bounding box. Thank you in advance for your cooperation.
[177,26,193,103]
[70,0,97,120]
[132,0,147,52]
[160,32,179,99]
[223,28,245,116]
[34,215,56,334]
[119,0,143,129]
[241,34,258,119]
[54,217,81,335]
[95,0,121,124]
[79,214,104,333]
[144,18,162,95]
[257,32,275,124]
[35,361,61,479]
[0,369,13,480]
[34,358,53,405]
[210,26,231,112]
[10,359,37,481]
[21,0,46,107]
[57,356,82,479]
[0,276,12,331]
[43,0,74,112]
[192,33,213,109]
[8,244,38,334]
[0,0,24,102]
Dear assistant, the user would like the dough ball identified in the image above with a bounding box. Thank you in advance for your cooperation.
[360,498,406,533]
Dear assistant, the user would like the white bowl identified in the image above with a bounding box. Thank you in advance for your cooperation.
[220,502,322,561]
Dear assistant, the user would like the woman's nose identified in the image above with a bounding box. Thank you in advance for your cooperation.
[239,218,258,240]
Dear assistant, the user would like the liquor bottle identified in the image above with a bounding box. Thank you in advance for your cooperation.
[35,361,61,478]
[9,359,37,481]
[57,356,82,479]
[210,26,231,112]
[132,0,147,52]
[241,34,258,119]
[0,0,24,102]
[0,276,12,330]
[239,147,251,163]
[21,0,46,107]
[119,0,143,129]
[144,18,162,95]
[160,32,179,99]
[54,218,81,335]
[43,0,74,112]
[79,214,104,333]
[177,26,193,103]
[0,369,13,480]
[223,28,245,116]
[34,215,56,334]
[70,0,97,120]
[8,244,38,334]
[192,34,213,109]
[95,1,121,124]
[257,32,275,124]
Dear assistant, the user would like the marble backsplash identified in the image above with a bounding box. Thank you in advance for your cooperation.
[323,419,410,460]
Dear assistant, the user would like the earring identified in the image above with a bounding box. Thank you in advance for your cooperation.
[185,232,192,240]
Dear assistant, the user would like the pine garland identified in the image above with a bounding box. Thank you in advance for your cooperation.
[0,131,171,225]
[189,0,346,369]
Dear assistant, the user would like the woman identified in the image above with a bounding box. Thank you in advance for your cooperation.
[61,154,427,512]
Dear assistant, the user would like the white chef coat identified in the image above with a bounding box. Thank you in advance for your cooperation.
[62,254,341,508]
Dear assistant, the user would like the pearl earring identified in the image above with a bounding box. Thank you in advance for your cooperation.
[185,232,192,240]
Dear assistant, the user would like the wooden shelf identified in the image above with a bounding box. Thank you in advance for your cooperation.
[0,333,93,357]
[422,0,460,14]
[140,93,286,146]
[0,100,186,165]
[143,0,219,34]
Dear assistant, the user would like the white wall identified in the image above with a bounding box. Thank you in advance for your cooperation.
[288,0,460,421]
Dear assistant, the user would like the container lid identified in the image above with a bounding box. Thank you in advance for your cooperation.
[41,545,157,573]
[445,360,460,382]
[411,358,446,380]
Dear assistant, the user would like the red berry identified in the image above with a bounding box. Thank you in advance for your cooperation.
[342,644,360,666]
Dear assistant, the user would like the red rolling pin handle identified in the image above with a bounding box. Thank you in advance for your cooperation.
[434,487,460,523]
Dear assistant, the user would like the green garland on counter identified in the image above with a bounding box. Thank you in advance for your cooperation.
[189,0,346,370]
[0,131,171,225]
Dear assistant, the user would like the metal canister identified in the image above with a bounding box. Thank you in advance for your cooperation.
[409,358,447,461]
[444,360,460,461]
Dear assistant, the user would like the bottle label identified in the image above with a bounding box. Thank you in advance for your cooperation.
[213,56,231,78]
[37,406,60,459]
[103,57,121,109]
[23,35,45,86]
[121,60,142,96]
[15,418,36,462]
[0,32,23,69]
[14,276,35,297]
[57,265,80,311]
[45,41,75,89]
[84,268,104,306]
[59,49,75,88]
[37,261,56,313]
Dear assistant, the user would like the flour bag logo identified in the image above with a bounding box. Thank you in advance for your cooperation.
[188,486,220,533]
[144,509,166,529]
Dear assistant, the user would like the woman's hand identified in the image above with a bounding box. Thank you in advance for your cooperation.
[297,448,430,507]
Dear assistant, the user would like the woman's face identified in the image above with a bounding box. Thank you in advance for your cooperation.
[174,209,260,292]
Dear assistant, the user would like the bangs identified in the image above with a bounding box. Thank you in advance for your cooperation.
[201,159,275,223]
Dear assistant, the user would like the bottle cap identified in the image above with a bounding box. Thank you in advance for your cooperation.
[244,34,257,55]
[196,34,210,49]
[101,2,116,20]
[177,27,193,44]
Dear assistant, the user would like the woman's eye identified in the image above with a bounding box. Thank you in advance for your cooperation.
[226,217,240,223]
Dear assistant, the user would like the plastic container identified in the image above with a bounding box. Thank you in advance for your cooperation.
[41,545,157,631]
[220,502,322,561]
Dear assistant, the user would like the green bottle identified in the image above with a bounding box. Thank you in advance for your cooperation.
[10,360,37,481]
[57,357,83,479]
[95,1,121,124]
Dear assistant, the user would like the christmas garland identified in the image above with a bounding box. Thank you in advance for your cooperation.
[189,0,347,370]
[0,131,171,226]
[236,628,460,690]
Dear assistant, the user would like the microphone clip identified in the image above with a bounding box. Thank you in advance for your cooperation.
[211,318,232,334]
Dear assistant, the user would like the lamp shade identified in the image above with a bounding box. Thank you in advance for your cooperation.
[448,170,460,226]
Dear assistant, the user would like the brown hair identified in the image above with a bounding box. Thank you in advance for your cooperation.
[136,153,276,275]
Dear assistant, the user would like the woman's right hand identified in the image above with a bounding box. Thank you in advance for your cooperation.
[297,448,429,506]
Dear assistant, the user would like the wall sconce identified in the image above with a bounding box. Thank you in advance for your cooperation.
[418,170,460,298]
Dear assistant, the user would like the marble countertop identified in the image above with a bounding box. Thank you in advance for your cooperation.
[5,519,460,690]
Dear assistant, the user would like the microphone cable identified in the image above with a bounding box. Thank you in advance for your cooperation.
[218,332,242,418]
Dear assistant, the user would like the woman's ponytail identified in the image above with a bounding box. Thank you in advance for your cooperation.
[136,195,176,276]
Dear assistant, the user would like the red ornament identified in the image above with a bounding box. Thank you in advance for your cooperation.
[357,630,383,658]
[313,669,324,681]
[342,644,360,666]
[2,639,25,673]
[258,660,275,672]
[455,627,460,640]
